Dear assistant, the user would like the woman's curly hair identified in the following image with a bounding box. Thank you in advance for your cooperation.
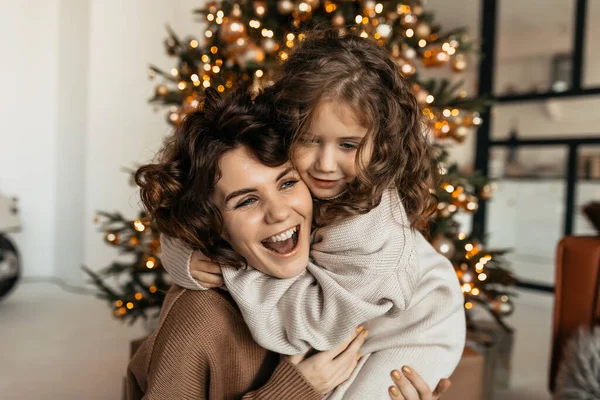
[135,86,289,268]
[273,28,438,231]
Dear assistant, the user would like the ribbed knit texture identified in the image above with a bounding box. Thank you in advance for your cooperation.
[160,234,201,290]
[160,188,466,398]
[126,286,322,400]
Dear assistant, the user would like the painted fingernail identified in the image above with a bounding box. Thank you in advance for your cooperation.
[392,370,402,380]
[356,325,364,333]
[362,329,369,338]
[402,366,412,375]
[389,386,400,396]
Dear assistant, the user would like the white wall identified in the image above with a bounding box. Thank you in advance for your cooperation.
[1,0,203,282]
[0,0,60,277]
[82,0,208,280]
[54,0,90,284]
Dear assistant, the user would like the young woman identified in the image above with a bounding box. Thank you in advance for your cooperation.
[129,86,448,399]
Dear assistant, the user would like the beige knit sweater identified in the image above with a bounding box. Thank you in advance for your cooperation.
[161,188,466,398]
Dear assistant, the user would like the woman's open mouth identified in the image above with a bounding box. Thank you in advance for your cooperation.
[261,225,300,255]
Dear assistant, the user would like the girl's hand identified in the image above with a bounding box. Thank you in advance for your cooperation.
[288,326,368,394]
[388,366,451,400]
[189,251,224,288]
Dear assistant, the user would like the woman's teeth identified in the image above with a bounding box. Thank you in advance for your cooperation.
[265,226,297,243]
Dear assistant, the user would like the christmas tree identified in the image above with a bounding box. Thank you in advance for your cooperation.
[88,0,516,329]
[83,211,170,324]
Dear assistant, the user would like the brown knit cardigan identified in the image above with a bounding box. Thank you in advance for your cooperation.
[126,286,322,399]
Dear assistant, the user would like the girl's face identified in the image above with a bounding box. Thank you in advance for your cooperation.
[214,146,313,278]
[292,101,371,199]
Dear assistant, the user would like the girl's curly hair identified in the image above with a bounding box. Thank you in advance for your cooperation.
[135,86,289,268]
[273,29,438,231]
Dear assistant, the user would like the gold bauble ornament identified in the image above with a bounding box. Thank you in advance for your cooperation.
[231,4,242,18]
[401,13,417,27]
[480,184,493,200]
[403,45,417,60]
[262,38,278,53]
[436,202,452,218]
[332,12,345,27]
[452,125,470,143]
[415,23,431,38]
[362,0,376,11]
[493,297,514,317]
[386,11,400,22]
[206,1,219,14]
[182,92,202,114]
[236,42,266,68]
[294,2,313,20]
[422,46,450,67]
[219,18,247,43]
[277,0,294,15]
[105,232,120,245]
[167,110,182,126]
[155,84,169,97]
[412,84,430,105]
[253,0,268,16]
[376,23,392,39]
[306,0,321,9]
[465,195,479,212]
[396,58,416,76]
[432,118,451,139]
[451,53,468,72]
[432,235,456,259]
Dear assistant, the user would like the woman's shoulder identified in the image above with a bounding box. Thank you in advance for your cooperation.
[154,286,243,346]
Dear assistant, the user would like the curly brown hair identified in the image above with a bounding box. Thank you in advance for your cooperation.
[135,86,289,268]
[273,29,438,231]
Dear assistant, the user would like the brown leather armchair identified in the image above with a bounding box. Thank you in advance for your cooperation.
[549,236,600,392]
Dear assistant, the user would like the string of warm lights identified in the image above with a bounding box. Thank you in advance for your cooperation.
[148,0,485,134]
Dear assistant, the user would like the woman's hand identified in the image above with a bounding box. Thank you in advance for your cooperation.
[288,326,368,394]
[388,366,451,400]
[189,251,224,288]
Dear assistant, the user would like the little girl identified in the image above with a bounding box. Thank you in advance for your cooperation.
[161,29,465,399]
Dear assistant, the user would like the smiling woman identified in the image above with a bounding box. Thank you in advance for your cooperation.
[214,148,312,279]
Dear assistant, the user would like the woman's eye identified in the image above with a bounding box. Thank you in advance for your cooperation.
[281,180,298,189]
[235,198,256,209]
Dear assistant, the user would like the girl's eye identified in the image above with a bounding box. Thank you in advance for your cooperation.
[235,198,257,209]
[340,142,358,150]
[281,179,299,190]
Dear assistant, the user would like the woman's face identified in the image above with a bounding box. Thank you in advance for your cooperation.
[292,101,371,199]
[214,146,313,278]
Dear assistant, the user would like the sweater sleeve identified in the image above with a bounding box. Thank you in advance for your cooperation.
[159,234,207,290]
[223,189,420,354]
[242,358,321,400]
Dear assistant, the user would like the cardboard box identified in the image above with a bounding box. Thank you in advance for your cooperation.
[444,346,485,400]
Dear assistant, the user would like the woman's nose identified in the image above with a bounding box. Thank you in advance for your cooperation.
[264,199,292,225]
